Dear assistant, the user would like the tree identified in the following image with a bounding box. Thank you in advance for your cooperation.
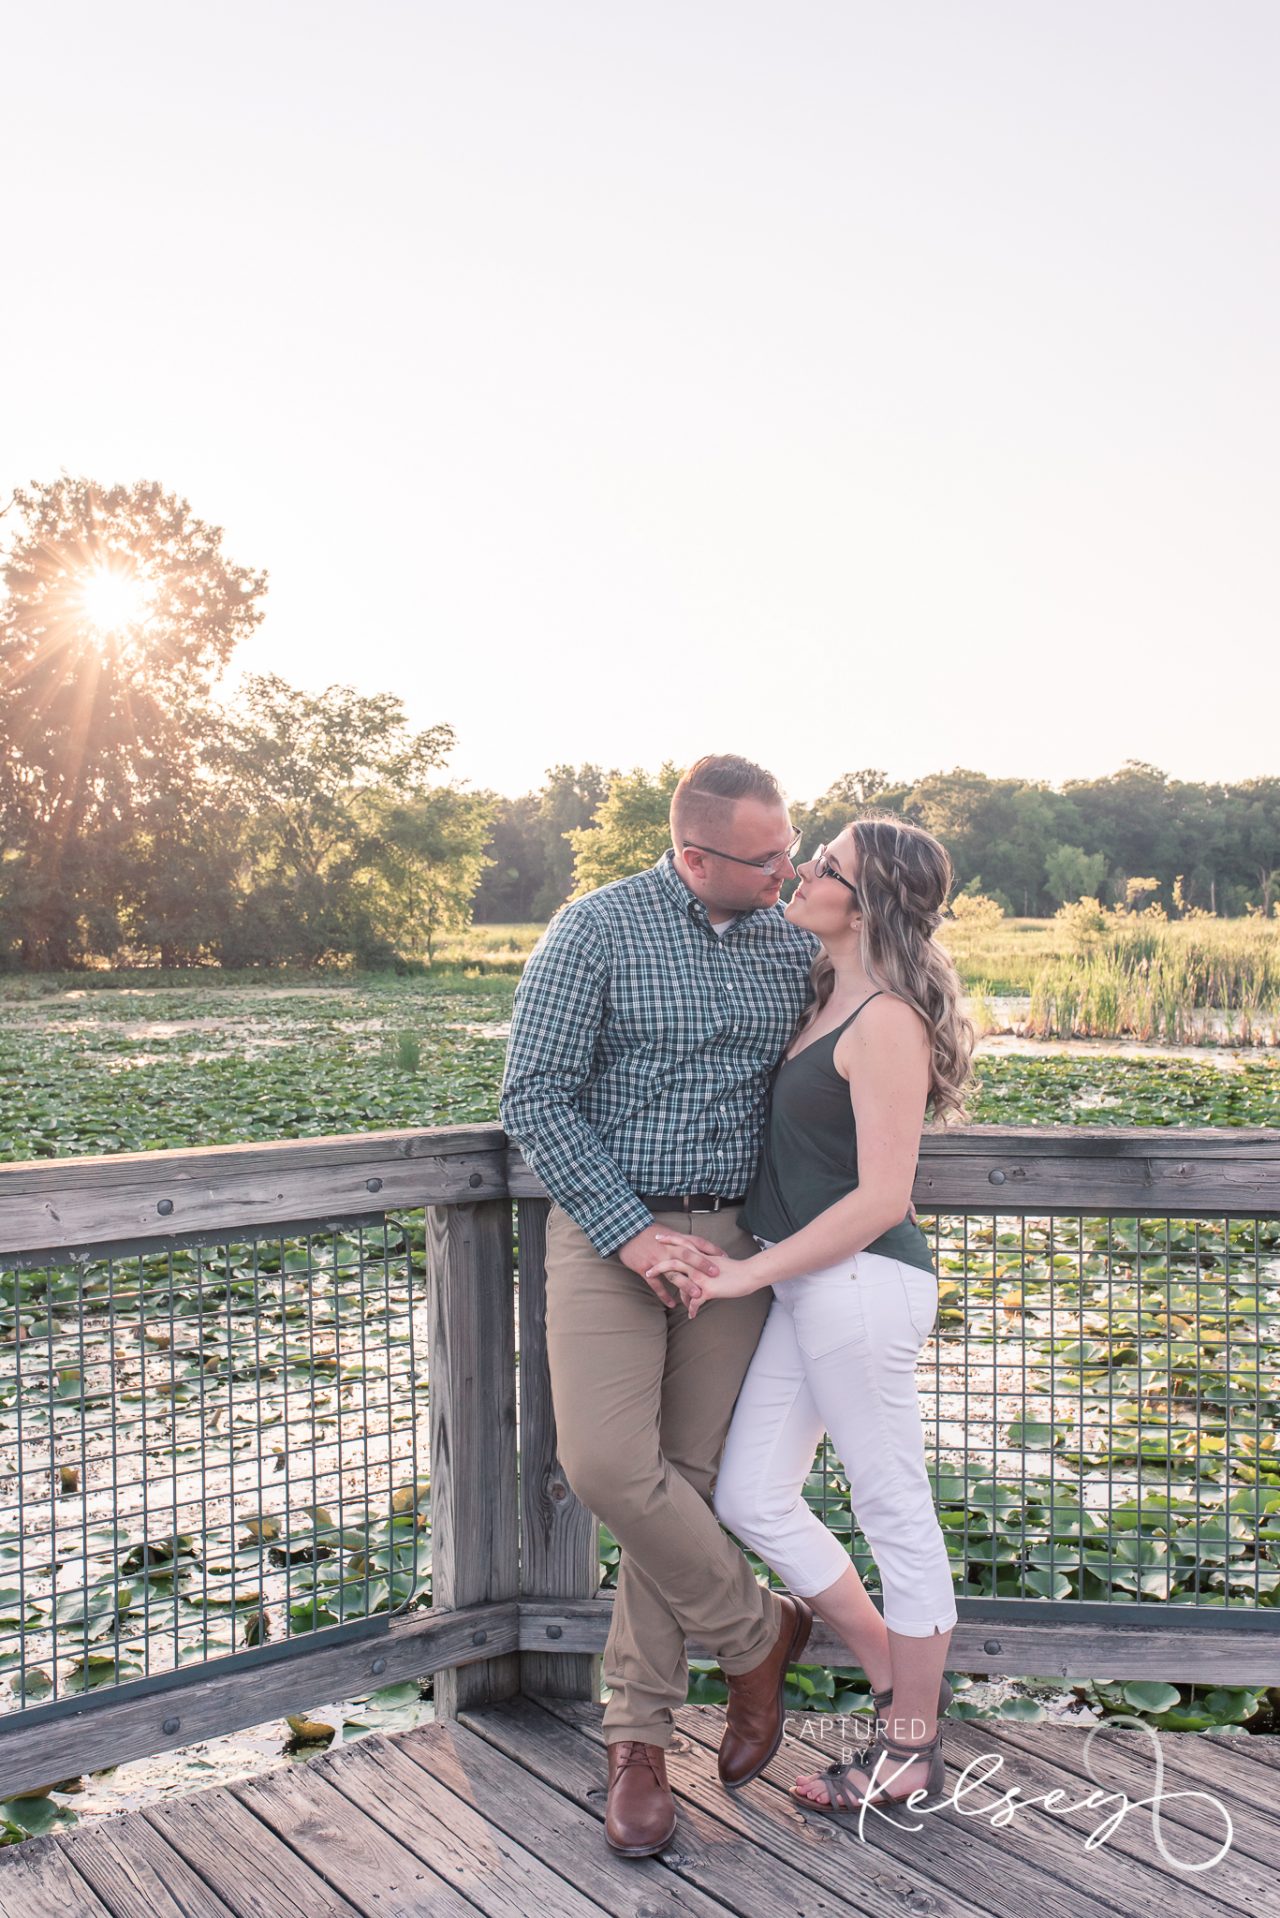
[0,476,266,966]
[471,763,613,923]
[357,784,496,963]
[905,769,1076,911]
[1231,778,1280,915]
[1044,843,1108,907]
[793,770,909,864]
[212,676,455,964]
[123,778,245,966]
[534,763,611,917]
[1060,762,1180,902]
[471,791,545,922]
[567,763,682,896]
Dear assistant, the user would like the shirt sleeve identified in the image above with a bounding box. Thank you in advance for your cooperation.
[499,905,654,1257]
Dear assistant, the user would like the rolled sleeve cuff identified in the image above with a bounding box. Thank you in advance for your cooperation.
[573,1189,656,1260]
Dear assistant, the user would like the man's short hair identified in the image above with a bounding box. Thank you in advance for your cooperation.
[670,754,784,847]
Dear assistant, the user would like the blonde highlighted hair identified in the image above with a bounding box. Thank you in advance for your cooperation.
[800,813,975,1122]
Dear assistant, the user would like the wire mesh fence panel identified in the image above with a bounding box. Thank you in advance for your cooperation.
[744,1210,1280,1618]
[0,1212,429,1715]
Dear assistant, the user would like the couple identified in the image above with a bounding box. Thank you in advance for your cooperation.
[500,753,974,1853]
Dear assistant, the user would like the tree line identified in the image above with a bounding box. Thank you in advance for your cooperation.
[2,477,1276,973]
[475,763,1280,924]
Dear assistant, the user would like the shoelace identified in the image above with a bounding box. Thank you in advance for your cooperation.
[614,1741,662,1781]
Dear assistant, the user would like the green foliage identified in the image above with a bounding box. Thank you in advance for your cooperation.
[2,979,1279,1164]
[1045,843,1108,905]
[0,976,515,1159]
[566,761,683,896]
[523,754,1280,924]
[0,1793,79,1845]
[473,765,613,922]
[949,892,1006,930]
[354,783,495,963]
[211,675,460,968]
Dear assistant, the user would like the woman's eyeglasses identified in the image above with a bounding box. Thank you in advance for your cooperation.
[681,827,802,877]
[812,844,860,902]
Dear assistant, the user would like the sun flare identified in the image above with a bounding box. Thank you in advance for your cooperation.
[77,564,153,637]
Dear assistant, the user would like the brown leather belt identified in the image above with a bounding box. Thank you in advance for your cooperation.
[637,1193,745,1214]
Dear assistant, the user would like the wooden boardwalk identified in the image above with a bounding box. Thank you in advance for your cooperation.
[1,1696,1275,1917]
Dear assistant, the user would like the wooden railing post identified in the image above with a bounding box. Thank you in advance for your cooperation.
[426,1185,520,1716]
[515,1198,601,1701]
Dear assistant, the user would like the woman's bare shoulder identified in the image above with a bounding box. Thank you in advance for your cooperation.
[834,991,929,1060]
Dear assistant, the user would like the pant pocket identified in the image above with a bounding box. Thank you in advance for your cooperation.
[897,1264,939,1344]
[791,1276,866,1362]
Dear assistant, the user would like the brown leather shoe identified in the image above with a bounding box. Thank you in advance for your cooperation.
[604,1740,678,1856]
[718,1591,814,1787]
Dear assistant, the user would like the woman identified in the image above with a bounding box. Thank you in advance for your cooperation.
[645,814,974,1819]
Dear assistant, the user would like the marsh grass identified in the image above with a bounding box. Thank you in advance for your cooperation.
[1027,922,1280,1044]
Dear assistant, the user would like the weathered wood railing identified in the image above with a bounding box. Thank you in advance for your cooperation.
[0,1123,1276,1797]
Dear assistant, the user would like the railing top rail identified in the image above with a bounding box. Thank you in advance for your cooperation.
[0,1123,1277,1258]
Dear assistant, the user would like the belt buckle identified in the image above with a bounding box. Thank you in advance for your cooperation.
[689,1196,722,1214]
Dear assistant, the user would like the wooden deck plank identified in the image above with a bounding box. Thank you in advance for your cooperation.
[54,1812,241,1917]
[462,1692,987,1918]
[0,1837,115,1918]
[144,1783,364,1917]
[314,1730,609,1917]
[227,1762,480,1916]
[1204,1732,1280,1766]
[545,1693,1189,1918]
[985,1717,1276,1869]
[933,1717,1268,1901]
[694,1701,1262,1909]
[678,1702,1254,1916]
[402,1717,735,1918]
[5,1694,1269,1918]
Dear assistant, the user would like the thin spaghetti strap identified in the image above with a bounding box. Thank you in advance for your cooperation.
[847,989,884,1025]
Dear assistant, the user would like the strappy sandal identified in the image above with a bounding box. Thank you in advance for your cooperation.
[791,1718,949,1822]
[871,1674,953,1725]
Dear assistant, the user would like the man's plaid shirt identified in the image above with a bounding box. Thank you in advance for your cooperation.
[500,848,818,1256]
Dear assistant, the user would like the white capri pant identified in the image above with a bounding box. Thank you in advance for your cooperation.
[713,1245,958,1638]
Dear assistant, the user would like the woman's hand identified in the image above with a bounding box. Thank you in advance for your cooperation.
[644,1236,767,1319]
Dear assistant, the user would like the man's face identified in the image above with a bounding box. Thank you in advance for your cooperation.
[678,798,799,915]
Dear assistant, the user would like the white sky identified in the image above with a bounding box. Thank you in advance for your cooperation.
[3,2,1276,802]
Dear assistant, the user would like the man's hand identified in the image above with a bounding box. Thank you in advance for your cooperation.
[646,1245,765,1320]
[618,1223,721,1306]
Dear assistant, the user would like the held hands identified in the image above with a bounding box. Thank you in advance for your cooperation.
[618,1223,722,1306]
[644,1235,763,1319]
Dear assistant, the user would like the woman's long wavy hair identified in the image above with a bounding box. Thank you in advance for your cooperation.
[798,813,975,1123]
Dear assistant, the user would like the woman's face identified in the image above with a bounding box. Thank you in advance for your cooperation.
[785,826,861,939]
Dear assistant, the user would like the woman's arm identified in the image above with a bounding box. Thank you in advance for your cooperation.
[648,995,931,1302]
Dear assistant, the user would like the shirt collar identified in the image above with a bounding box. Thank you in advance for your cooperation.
[652,847,760,930]
[654,847,703,918]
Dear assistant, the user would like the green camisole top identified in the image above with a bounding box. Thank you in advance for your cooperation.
[738,990,934,1273]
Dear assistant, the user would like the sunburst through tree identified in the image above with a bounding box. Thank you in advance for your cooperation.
[0,477,266,968]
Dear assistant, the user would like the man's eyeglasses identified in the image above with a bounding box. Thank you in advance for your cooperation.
[682,827,802,877]
[812,844,860,902]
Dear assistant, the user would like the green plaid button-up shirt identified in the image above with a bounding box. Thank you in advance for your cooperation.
[500,848,818,1256]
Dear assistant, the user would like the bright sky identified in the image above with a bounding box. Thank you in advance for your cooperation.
[3,2,1276,802]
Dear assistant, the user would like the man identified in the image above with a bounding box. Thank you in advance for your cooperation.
[500,753,820,1856]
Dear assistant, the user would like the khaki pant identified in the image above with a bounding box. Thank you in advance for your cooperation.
[544,1201,785,1747]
